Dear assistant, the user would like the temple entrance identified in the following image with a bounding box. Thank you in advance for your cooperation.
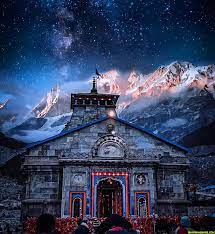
[97,178,123,217]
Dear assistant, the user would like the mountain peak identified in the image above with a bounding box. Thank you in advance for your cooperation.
[97,69,121,94]
[32,86,70,118]
[1,61,215,146]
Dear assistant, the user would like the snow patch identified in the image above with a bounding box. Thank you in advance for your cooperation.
[163,118,187,128]
[11,113,72,143]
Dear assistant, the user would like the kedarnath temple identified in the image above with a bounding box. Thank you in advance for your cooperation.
[22,78,190,219]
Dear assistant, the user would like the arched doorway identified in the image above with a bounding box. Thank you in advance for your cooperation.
[97,178,123,217]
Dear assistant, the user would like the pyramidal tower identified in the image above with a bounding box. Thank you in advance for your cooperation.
[64,76,119,130]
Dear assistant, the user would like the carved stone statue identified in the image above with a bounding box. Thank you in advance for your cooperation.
[136,174,146,185]
[72,174,85,185]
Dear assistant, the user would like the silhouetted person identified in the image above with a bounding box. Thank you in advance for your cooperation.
[74,218,89,234]
[100,214,137,234]
[36,213,56,234]
[175,216,191,234]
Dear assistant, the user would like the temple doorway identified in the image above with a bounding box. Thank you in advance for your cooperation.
[96,178,123,217]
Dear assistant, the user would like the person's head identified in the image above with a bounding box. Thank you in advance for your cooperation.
[109,214,124,228]
[108,214,132,230]
[77,218,83,226]
[82,217,88,223]
[37,213,56,234]
[96,218,112,234]
[180,216,190,228]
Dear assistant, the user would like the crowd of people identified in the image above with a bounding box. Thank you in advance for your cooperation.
[75,214,139,234]
[1,213,214,233]
[23,213,213,234]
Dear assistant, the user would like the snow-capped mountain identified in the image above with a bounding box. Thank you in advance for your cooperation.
[96,70,121,94]
[1,61,215,146]
[6,86,72,142]
[32,85,70,118]
[102,62,215,103]
[117,62,215,143]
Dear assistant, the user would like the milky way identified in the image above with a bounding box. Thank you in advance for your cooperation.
[0,0,215,105]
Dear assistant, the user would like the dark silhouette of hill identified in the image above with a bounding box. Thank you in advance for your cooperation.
[0,132,25,149]
[181,121,215,147]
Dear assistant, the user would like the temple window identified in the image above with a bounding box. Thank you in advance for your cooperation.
[107,100,112,105]
[100,100,105,105]
[92,98,97,105]
[72,198,82,217]
[85,99,90,105]
[77,99,83,105]
[137,197,147,217]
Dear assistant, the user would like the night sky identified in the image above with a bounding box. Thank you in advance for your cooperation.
[0,0,215,106]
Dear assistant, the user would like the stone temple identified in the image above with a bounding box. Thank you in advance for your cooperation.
[22,79,189,219]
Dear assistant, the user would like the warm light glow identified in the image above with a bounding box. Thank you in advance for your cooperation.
[108,110,115,117]
[92,172,128,176]
[91,171,129,217]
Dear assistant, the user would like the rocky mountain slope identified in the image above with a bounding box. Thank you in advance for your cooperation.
[121,88,215,142]
[1,61,214,145]
[98,61,215,143]
[0,132,25,165]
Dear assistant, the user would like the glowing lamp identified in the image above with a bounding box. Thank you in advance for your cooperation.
[108,110,115,118]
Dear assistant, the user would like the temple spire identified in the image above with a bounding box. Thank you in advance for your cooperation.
[91,77,98,94]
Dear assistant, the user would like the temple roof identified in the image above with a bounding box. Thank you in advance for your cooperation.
[26,116,190,153]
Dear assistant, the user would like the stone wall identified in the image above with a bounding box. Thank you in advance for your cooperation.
[0,176,23,231]
[130,167,156,214]
[65,106,116,129]
[24,118,188,217]
[27,171,60,200]
[188,206,215,216]
[157,169,186,200]
[22,162,61,218]
[61,166,88,217]
[157,203,188,216]
[27,119,186,160]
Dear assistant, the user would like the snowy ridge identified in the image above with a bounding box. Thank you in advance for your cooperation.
[97,61,215,105]
[1,61,215,143]
[32,86,61,118]
[97,70,121,94]
[11,113,72,143]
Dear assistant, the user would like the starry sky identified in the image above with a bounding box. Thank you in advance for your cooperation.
[0,0,215,107]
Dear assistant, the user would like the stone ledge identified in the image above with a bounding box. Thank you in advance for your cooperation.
[157,199,191,204]
[59,159,160,167]
[23,161,60,166]
[22,199,61,204]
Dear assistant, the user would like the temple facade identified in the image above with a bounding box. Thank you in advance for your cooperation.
[22,80,190,218]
